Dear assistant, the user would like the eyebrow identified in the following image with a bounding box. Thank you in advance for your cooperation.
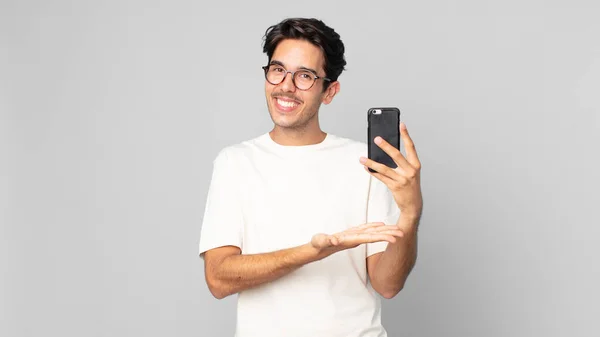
[269,60,319,75]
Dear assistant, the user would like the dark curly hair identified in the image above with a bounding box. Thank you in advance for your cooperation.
[262,18,347,91]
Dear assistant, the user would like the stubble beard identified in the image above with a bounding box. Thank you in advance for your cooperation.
[269,105,320,133]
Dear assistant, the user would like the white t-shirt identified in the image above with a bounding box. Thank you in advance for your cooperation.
[198,132,401,337]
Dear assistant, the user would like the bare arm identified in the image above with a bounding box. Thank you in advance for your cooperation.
[367,214,419,299]
[203,222,404,299]
[360,122,424,299]
[203,243,322,299]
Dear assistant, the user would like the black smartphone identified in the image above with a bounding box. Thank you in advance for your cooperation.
[367,107,401,173]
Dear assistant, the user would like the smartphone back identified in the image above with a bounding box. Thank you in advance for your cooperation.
[367,107,400,172]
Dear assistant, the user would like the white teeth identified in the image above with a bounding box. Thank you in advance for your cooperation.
[277,98,298,108]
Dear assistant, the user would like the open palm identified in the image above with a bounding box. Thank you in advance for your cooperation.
[311,222,404,253]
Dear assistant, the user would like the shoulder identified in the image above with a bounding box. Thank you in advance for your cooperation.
[211,134,268,165]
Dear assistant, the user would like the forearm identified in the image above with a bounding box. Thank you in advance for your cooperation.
[207,243,324,298]
[371,214,419,298]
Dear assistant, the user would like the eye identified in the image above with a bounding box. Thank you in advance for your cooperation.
[271,66,285,72]
[298,72,312,79]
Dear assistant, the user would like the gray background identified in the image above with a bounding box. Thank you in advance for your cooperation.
[2,0,599,336]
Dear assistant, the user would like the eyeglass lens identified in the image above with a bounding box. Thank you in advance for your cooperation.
[265,65,316,90]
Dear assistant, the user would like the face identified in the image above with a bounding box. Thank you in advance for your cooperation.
[264,39,340,131]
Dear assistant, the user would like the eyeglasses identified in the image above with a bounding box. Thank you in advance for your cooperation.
[262,64,331,90]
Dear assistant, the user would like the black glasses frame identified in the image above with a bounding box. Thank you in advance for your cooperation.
[262,65,331,90]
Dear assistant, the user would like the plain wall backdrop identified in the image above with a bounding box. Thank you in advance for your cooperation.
[2,0,599,336]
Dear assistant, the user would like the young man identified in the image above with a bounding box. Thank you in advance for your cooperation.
[198,18,423,337]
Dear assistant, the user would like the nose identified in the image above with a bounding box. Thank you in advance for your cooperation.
[280,71,296,92]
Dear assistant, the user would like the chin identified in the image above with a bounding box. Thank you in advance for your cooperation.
[266,98,318,130]
[271,115,302,129]
[268,106,302,127]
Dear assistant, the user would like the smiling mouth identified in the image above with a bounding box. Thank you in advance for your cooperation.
[273,96,301,111]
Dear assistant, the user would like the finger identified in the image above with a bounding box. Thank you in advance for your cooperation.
[362,224,403,233]
[374,229,405,238]
[354,233,401,244]
[360,229,405,239]
[346,222,386,232]
[368,235,398,244]
[373,135,412,170]
[359,157,403,179]
[363,165,402,188]
[400,122,421,168]
[340,231,404,245]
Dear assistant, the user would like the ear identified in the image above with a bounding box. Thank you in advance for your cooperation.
[322,81,340,105]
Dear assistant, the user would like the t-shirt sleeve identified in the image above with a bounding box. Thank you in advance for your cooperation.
[365,175,401,257]
[198,148,244,259]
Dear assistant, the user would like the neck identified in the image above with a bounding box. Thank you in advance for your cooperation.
[269,124,327,146]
